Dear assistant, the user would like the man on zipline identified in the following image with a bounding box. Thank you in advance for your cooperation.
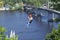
[28,13,33,24]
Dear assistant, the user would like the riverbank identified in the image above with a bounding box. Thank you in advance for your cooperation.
[0,7,5,10]
[0,7,9,11]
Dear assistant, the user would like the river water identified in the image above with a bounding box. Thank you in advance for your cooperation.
[0,11,54,40]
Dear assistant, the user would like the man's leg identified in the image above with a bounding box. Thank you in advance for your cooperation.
[29,20,32,24]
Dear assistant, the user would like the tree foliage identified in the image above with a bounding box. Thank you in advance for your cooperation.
[0,26,6,33]
[0,0,48,9]
[46,24,60,40]
[23,0,47,7]
[54,18,60,23]
[51,0,60,11]
[0,26,18,40]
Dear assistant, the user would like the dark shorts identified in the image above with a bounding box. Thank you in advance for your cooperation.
[29,20,33,24]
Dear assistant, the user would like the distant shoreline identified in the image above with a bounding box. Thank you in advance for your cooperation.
[0,7,9,11]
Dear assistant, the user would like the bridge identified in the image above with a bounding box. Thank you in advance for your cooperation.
[25,7,60,28]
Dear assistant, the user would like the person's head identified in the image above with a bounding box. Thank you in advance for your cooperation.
[29,13,32,17]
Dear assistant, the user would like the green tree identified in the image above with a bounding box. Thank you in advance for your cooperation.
[0,26,18,40]
[51,0,60,11]
[0,26,6,40]
[45,24,60,40]
[22,0,47,7]
[10,35,18,40]
[0,26,6,34]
